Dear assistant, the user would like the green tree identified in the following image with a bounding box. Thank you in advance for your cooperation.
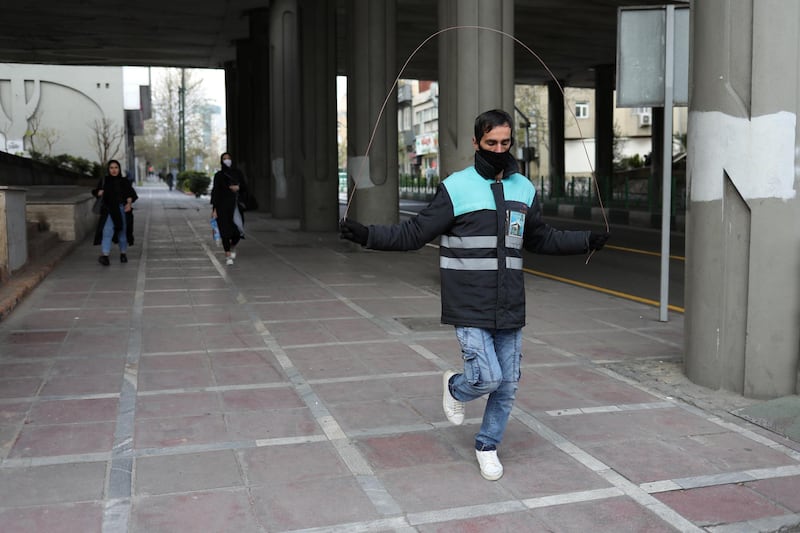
[137,68,213,174]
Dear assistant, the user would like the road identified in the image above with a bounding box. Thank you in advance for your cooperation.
[397,199,685,312]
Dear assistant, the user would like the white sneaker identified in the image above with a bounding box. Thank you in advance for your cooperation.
[225,257,234,265]
[442,371,465,425]
[230,251,237,259]
[476,449,503,481]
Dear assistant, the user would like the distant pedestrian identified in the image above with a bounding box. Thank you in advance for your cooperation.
[210,152,249,265]
[165,172,174,191]
[92,160,138,266]
[340,109,609,481]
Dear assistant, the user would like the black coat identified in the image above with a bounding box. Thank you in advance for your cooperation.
[210,167,249,239]
[92,175,138,246]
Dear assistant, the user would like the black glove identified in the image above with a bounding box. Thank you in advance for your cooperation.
[588,231,610,251]
[339,218,368,246]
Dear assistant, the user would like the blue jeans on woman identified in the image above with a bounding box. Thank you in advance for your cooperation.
[101,204,127,255]
[449,327,522,451]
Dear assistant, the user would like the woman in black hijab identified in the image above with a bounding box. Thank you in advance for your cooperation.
[210,152,249,265]
[92,159,137,266]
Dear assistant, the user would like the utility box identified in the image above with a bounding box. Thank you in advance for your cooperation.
[0,186,28,280]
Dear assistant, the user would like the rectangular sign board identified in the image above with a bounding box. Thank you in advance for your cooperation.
[617,5,689,107]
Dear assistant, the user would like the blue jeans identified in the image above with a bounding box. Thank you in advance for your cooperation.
[101,205,127,255]
[450,327,522,450]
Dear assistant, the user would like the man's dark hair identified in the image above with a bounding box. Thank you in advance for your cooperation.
[474,109,514,144]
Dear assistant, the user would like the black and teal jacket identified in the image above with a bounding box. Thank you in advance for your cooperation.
[366,166,590,329]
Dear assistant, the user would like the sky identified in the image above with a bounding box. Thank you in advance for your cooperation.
[123,67,347,128]
[123,66,226,112]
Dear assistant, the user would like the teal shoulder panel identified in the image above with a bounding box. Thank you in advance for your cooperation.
[443,169,537,216]
[502,173,536,206]
[443,168,495,216]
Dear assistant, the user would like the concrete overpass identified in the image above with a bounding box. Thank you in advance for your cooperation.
[1,1,799,400]
[2,0,674,86]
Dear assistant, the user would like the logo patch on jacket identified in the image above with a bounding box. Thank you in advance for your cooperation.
[505,210,525,248]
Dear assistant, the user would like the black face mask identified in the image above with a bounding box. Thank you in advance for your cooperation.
[475,149,517,179]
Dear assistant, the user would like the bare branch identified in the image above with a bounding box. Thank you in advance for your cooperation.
[89,117,125,164]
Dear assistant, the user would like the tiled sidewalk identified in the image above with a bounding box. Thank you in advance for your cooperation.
[1,185,799,532]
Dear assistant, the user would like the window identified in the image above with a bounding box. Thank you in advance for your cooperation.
[575,102,589,119]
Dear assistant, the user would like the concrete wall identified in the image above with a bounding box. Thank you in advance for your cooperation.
[25,186,95,241]
[0,151,96,187]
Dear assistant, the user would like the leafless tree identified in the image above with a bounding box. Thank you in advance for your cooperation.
[25,110,42,153]
[38,127,61,155]
[89,117,124,164]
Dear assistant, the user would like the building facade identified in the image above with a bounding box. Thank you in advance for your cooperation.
[0,64,126,168]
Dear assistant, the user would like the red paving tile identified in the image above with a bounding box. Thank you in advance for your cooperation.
[135,450,243,495]
[27,397,119,424]
[416,512,552,532]
[380,462,511,513]
[241,442,351,485]
[747,475,800,512]
[0,361,50,379]
[50,357,124,376]
[250,476,381,531]
[136,391,223,418]
[212,363,285,385]
[220,387,305,411]
[9,422,115,458]
[131,490,261,533]
[0,502,104,533]
[0,377,43,398]
[137,368,214,391]
[39,374,122,396]
[357,432,462,470]
[532,496,678,532]
[224,408,321,440]
[134,414,229,448]
[137,353,208,371]
[655,484,788,524]
[7,330,68,344]
[498,447,613,500]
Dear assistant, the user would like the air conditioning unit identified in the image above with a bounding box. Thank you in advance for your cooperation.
[639,114,652,127]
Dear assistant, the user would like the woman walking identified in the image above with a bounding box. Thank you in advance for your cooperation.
[210,152,249,265]
[92,160,137,266]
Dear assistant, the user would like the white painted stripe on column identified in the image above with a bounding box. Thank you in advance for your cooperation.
[690,110,796,201]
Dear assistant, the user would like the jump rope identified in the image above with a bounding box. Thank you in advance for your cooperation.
[342,25,610,263]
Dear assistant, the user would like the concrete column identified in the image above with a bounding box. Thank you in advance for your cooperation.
[685,0,800,398]
[223,61,239,159]
[248,8,271,214]
[346,0,398,225]
[594,65,614,203]
[438,0,514,177]
[269,0,301,218]
[234,39,255,199]
[548,79,565,196]
[299,0,338,231]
